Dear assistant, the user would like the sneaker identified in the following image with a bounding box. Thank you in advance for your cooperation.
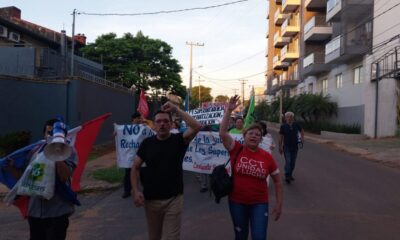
[122,192,131,198]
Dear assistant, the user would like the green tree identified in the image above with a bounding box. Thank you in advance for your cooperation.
[191,85,213,108]
[214,95,229,103]
[80,31,186,98]
[254,100,271,121]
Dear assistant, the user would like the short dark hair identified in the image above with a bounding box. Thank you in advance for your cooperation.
[242,123,263,137]
[257,121,268,136]
[153,110,172,121]
[131,112,141,120]
[42,118,58,135]
[235,117,243,123]
[43,118,68,137]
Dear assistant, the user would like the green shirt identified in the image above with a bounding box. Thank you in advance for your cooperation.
[229,128,243,134]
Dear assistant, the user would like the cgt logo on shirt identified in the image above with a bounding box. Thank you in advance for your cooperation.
[236,157,267,178]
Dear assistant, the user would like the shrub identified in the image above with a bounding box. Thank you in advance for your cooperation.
[0,131,31,157]
[300,122,361,134]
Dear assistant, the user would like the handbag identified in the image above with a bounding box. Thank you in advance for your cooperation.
[210,146,243,204]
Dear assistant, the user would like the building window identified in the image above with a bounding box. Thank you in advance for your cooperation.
[322,79,328,94]
[353,66,362,84]
[336,74,343,88]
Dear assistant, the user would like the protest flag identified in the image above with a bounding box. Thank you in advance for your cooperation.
[71,113,111,191]
[244,87,256,128]
[137,89,149,118]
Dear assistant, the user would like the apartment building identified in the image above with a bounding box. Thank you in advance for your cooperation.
[265,0,301,98]
[265,0,394,136]
[364,0,400,137]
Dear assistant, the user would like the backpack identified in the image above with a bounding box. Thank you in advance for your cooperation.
[210,146,243,204]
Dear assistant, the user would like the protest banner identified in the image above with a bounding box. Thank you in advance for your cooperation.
[114,129,273,174]
[182,132,273,174]
[114,124,155,168]
[188,106,225,125]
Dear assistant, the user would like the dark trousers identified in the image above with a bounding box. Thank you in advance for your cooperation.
[28,214,69,240]
[283,147,298,178]
[123,168,132,194]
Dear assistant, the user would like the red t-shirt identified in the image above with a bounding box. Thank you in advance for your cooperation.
[229,141,279,204]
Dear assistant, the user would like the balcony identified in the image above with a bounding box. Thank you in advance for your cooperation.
[281,45,299,63]
[326,0,373,22]
[274,31,291,48]
[301,52,331,77]
[273,55,289,70]
[282,0,300,13]
[280,71,299,89]
[325,32,371,63]
[305,0,327,11]
[274,9,288,26]
[304,16,332,42]
[281,17,300,37]
[326,0,341,21]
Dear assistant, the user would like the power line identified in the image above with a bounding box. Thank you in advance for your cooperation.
[197,70,266,81]
[78,0,249,16]
[204,50,265,74]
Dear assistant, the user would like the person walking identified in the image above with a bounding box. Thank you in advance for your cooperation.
[131,101,201,240]
[220,95,283,240]
[121,112,145,198]
[5,118,78,240]
[278,111,304,184]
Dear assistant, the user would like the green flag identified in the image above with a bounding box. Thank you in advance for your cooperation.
[244,88,255,128]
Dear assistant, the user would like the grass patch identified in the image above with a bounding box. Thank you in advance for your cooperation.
[92,167,124,183]
[88,142,115,161]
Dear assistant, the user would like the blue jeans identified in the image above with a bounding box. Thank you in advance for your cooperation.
[283,147,298,178]
[229,201,269,240]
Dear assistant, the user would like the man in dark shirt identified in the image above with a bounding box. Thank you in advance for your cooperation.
[131,101,201,240]
[279,111,304,184]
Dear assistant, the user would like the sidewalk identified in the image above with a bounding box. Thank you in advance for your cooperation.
[271,127,400,169]
[1,132,399,197]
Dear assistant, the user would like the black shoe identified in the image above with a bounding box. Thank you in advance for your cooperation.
[200,187,208,193]
[285,178,291,184]
[289,176,295,181]
[122,192,131,198]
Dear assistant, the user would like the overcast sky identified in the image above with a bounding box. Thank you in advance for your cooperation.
[3,0,268,99]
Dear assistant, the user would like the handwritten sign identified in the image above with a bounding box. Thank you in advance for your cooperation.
[114,124,155,168]
[189,106,225,125]
[114,127,273,173]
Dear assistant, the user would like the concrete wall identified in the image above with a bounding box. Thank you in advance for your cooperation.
[363,0,400,137]
[321,59,364,107]
[0,75,136,143]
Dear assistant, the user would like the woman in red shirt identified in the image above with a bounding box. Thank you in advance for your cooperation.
[219,95,283,240]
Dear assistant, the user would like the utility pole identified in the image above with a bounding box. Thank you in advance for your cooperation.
[186,41,204,110]
[232,88,239,96]
[71,9,76,76]
[239,79,248,110]
[197,76,205,108]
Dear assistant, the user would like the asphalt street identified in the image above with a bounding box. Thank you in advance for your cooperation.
[1,134,400,240]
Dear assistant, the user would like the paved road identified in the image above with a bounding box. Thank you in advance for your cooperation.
[1,135,400,240]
